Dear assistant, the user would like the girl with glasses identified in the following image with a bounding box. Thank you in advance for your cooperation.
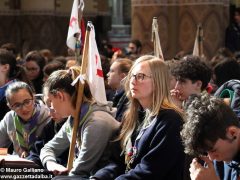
[24,51,46,94]
[0,81,51,159]
[91,55,185,180]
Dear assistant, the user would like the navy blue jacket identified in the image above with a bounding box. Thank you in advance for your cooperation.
[93,109,185,180]
[0,97,9,120]
[112,90,129,122]
[225,23,240,53]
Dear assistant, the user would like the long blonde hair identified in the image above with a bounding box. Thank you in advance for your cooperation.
[119,55,181,147]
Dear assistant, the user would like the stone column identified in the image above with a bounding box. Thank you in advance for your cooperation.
[131,0,230,59]
[112,0,123,24]
[108,0,131,48]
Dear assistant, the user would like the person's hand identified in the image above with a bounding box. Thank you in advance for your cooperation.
[170,89,183,108]
[189,157,220,180]
[46,161,69,176]
[21,151,28,158]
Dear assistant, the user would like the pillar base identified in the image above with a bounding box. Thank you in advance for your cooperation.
[108,24,131,48]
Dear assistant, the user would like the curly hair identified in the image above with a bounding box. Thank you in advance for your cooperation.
[181,93,239,156]
[172,55,212,90]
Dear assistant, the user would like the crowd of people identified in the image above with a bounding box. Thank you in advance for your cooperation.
[0,8,240,180]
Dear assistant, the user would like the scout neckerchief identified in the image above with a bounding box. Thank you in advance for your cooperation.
[124,115,157,172]
[71,103,92,157]
[14,104,40,152]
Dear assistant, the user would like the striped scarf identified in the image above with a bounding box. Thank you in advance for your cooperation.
[14,105,40,152]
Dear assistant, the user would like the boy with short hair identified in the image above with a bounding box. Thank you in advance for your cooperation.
[171,55,212,108]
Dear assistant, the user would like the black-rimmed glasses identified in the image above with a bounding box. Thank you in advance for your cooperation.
[10,99,34,111]
[130,73,151,82]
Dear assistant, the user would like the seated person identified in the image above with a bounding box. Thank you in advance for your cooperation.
[40,66,120,178]
[91,55,185,180]
[0,81,50,158]
[43,60,65,81]
[170,55,212,180]
[0,48,31,120]
[27,88,68,167]
[181,93,240,180]
[24,51,46,94]
[107,58,133,121]
[171,55,212,108]
[214,79,240,118]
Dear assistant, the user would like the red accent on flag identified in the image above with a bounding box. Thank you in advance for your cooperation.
[97,69,103,77]
[87,22,107,104]
[69,17,77,28]
[95,54,103,77]
[80,18,86,53]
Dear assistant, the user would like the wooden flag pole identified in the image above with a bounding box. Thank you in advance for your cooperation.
[67,23,91,170]
[152,17,164,60]
[198,24,203,57]
[152,17,157,57]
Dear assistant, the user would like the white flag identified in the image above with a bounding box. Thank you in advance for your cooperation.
[87,22,107,105]
[152,17,164,60]
[193,24,203,57]
[66,0,84,50]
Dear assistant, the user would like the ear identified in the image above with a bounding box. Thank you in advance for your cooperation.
[2,64,10,72]
[226,126,238,138]
[55,91,65,101]
[195,80,202,91]
[120,72,127,79]
[7,102,11,109]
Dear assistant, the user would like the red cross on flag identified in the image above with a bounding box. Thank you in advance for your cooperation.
[67,0,84,50]
[87,22,107,105]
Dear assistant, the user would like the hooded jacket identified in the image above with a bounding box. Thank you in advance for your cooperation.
[40,102,120,177]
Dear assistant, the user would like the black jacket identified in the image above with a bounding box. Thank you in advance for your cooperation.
[112,90,129,122]
[0,97,10,120]
[93,109,185,180]
[225,23,240,53]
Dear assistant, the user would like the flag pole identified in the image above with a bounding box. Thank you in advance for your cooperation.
[198,24,203,57]
[193,24,204,57]
[67,23,91,170]
[151,17,164,60]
